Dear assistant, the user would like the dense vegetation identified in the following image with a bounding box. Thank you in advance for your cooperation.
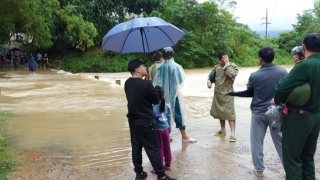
[1,0,320,73]
[0,111,15,179]
[276,1,320,52]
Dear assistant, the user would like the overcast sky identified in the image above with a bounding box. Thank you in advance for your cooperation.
[198,0,315,31]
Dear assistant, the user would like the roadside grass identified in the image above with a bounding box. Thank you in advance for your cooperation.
[0,111,16,180]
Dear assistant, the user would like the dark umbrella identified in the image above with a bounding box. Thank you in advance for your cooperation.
[101,17,185,60]
[10,47,20,52]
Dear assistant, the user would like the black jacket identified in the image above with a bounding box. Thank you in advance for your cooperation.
[124,78,159,124]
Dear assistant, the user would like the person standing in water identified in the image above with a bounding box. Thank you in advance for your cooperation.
[28,53,36,73]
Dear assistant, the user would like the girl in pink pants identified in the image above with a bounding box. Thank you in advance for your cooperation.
[151,86,172,173]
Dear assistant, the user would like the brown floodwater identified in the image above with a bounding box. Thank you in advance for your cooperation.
[1,66,320,180]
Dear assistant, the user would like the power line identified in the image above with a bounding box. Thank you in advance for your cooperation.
[269,0,277,23]
[261,9,271,38]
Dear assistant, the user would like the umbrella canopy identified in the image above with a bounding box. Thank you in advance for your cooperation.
[101,17,185,54]
[10,47,20,52]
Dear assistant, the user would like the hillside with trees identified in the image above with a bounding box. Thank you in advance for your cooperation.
[0,0,319,73]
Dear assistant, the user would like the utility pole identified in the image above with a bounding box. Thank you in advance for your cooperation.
[261,9,271,38]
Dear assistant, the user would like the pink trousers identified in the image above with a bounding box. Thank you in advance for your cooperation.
[156,128,172,167]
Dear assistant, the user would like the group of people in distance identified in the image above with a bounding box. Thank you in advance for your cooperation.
[0,50,49,73]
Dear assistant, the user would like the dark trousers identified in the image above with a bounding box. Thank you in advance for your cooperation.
[129,120,165,178]
[174,98,185,129]
[282,112,320,180]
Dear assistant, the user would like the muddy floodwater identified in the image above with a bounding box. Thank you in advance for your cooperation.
[1,66,320,180]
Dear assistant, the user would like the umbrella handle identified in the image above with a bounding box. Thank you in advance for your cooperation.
[140,27,150,81]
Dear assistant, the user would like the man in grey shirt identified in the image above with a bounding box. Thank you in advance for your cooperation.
[228,46,287,177]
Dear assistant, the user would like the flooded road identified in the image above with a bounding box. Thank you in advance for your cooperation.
[1,66,320,179]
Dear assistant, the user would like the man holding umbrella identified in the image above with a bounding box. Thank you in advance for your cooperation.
[124,58,176,180]
[155,47,197,143]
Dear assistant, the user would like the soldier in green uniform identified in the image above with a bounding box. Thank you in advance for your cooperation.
[274,33,320,180]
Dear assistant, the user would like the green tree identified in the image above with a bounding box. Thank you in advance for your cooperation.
[276,31,302,52]
[149,0,266,67]
[54,4,97,50]
[58,0,164,46]
[212,0,237,11]
[58,0,292,72]
[276,0,320,52]
[123,0,164,14]
[0,0,97,50]
[294,10,315,35]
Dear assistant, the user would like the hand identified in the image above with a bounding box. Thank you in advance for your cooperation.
[226,92,234,96]
[207,81,212,89]
[271,98,276,105]
[222,55,230,65]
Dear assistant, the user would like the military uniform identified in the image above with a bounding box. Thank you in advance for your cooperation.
[210,62,238,120]
[274,54,320,180]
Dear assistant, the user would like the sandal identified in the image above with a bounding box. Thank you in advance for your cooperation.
[229,136,236,142]
[214,130,226,136]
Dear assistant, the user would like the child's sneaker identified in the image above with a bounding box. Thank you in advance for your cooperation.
[157,175,176,180]
[135,171,147,180]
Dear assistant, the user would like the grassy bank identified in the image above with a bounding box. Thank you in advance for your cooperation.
[57,49,293,73]
[0,111,15,180]
[57,53,137,73]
